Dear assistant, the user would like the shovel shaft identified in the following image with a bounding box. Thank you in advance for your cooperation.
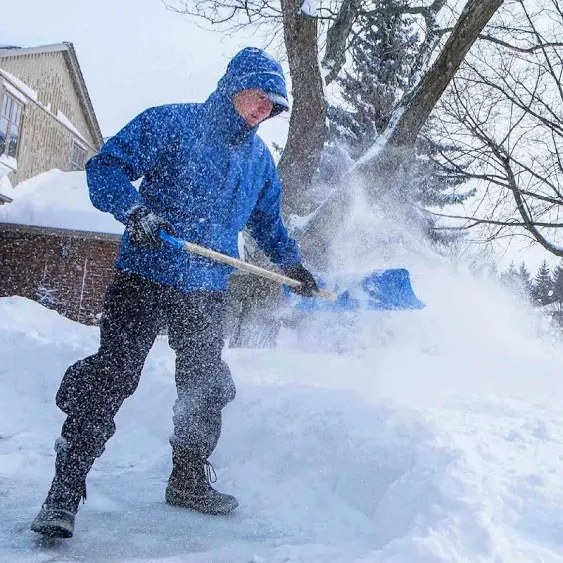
[160,231,337,301]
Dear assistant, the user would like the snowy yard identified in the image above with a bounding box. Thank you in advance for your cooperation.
[2,263,563,562]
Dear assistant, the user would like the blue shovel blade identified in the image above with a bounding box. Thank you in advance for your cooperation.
[286,268,425,312]
[362,269,425,310]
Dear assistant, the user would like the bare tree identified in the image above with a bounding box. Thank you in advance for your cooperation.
[300,0,503,264]
[429,0,563,256]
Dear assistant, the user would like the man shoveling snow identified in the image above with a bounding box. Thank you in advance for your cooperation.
[31,47,319,539]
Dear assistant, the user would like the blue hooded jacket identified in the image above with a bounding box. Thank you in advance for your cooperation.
[86,48,301,292]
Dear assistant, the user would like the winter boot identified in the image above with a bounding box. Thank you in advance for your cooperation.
[165,449,238,515]
[31,439,91,538]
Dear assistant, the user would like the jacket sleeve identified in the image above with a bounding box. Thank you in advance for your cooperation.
[86,106,176,223]
[246,161,301,269]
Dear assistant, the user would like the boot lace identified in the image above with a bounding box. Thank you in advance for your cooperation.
[204,460,217,484]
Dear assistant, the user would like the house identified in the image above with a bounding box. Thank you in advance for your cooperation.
[0,43,116,323]
[0,42,103,189]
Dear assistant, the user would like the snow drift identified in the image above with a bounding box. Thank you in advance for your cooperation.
[2,244,563,562]
[2,173,563,560]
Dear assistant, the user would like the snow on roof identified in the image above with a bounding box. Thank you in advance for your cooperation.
[0,68,38,101]
[56,110,87,144]
[0,176,13,202]
[0,169,124,235]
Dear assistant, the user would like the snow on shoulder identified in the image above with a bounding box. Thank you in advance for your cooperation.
[0,169,124,235]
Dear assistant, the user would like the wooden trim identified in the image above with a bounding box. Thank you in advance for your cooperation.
[0,44,69,58]
[62,43,103,147]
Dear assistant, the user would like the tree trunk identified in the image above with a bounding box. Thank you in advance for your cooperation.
[227,0,328,349]
[359,0,504,178]
[278,0,327,216]
[301,0,504,260]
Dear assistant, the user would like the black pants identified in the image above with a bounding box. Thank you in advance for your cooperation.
[55,270,236,466]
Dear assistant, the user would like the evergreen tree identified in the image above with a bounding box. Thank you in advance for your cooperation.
[550,261,563,327]
[319,0,472,241]
[532,260,553,306]
[552,261,563,304]
[517,262,533,299]
[500,261,520,293]
[330,0,419,159]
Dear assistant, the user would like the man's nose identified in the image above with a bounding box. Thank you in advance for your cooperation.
[259,100,273,116]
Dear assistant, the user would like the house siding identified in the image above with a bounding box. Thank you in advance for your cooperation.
[0,50,101,184]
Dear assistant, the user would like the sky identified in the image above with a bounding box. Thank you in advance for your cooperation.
[0,0,290,145]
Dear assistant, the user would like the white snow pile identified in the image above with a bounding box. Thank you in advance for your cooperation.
[0,169,124,235]
[2,246,563,562]
[2,179,563,561]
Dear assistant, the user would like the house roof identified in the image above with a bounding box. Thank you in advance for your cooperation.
[0,42,103,148]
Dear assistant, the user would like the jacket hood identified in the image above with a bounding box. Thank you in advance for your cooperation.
[204,47,289,145]
[217,48,289,115]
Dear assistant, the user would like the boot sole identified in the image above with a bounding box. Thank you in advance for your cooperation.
[165,487,238,515]
[31,519,74,538]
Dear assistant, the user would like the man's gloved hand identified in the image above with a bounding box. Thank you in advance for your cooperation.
[126,206,177,249]
[283,263,319,298]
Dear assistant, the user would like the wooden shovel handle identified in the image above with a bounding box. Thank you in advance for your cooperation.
[160,231,337,301]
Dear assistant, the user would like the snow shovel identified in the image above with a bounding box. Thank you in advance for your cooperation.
[286,268,425,312]
[160,232,423,310]
[159,231,338,301]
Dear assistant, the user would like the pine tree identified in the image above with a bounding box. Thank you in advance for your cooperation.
[552,261,563,304]
[331,0,419,157]
[500,261,520,292]
[532,260,553,306]
[550,261,563,326]
[320,0,472,241]
[517,262,533,299]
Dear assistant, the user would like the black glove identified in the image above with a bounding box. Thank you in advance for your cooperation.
[126,206,177,248]
[283,263,319,297]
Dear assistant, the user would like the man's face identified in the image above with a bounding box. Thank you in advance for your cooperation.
[233,89,274,127]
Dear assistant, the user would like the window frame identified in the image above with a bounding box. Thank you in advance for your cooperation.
[69,140,87,171]
[0,92,24,159]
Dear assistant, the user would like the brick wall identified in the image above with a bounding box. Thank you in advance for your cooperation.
[0,226,120,323]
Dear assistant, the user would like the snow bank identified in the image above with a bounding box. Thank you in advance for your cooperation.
[2,178,563,560]
[0,169,124,234]
[2,268,563,561]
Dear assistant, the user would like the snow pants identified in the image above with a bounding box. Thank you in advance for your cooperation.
[55,270,236,467]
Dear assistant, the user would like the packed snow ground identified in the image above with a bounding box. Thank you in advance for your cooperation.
[2,253,563,562]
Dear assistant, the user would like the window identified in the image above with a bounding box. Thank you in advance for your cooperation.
[0,93,24,158]
[70,141,87,171]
